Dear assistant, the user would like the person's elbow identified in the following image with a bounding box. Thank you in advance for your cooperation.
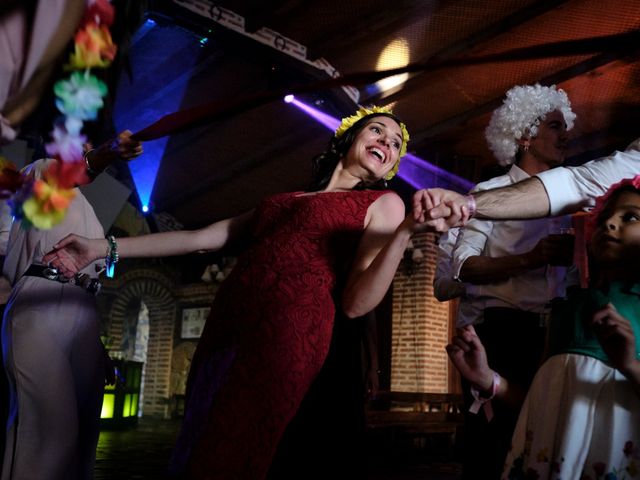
[342,301,367,319]
[433,279,465,301]
[341,291,369,319]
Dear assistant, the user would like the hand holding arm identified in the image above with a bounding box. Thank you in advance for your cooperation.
[592,304,640,396]
[416,177,552,229]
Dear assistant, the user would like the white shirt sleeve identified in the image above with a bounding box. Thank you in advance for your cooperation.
[433,229,466,301]
[537,138,640,216]
[451,216,494,279]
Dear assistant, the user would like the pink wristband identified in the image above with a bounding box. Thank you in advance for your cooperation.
[465,194,477,218]
[469,371,500,422]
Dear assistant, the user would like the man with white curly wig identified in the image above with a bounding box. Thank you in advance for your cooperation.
[450,83,577,479]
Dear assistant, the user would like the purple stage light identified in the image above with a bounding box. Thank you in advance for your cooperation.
[288,98,340,131]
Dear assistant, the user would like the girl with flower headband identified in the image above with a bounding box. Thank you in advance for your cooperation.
[448,176,640,479]
[44,105,433,479]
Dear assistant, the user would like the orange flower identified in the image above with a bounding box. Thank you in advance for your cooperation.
[68,23,117,69]
[23,179,77,230]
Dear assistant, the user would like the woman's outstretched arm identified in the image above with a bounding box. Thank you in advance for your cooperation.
[43,210,254,277]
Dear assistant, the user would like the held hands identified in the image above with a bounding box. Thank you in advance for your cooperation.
[42,234,104,279]
[412,188,471,232]
[446,325,494,392]
[112,130,143,160]
[592,303,640,380]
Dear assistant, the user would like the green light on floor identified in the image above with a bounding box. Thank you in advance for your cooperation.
[101,394,115,419]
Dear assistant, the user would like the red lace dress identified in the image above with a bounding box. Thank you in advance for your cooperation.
[170,189,389,480]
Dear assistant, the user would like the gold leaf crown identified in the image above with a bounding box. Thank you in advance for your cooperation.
[335,105,410,180]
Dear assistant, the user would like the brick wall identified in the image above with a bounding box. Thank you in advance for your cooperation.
[391,232,452,393]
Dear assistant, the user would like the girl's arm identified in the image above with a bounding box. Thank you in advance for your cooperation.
[43,210,254,277]
[446,325,524,408]
[341,192,411,318]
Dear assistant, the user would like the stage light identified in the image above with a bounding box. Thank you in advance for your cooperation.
[286,98,340,131]
[374,38,410,97]
[113,20,202,215]
[284,94,295,103]
[142,205,149,213]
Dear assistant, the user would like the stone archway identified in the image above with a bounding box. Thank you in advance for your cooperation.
[104,269,176,418]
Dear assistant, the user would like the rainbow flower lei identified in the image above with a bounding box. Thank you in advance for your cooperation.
[1,0,117,229]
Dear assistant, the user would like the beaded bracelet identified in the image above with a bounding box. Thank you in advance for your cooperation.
[469,371,501,422]
[105,235,119,278]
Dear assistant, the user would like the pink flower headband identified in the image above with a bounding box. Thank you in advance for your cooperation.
[586,174,640,241]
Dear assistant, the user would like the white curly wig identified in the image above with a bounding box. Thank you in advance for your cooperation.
[485,84,576,166]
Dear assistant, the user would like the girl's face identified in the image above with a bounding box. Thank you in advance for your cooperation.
[343,116,403,181]
[591,190,640,267]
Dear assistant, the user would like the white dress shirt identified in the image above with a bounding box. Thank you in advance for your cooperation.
[453,165,570,317]
[434,229,484,327]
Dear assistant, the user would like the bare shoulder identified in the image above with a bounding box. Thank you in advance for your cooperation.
[369,191,405,224]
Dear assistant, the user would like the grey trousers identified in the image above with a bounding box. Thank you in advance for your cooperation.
[1,277,104,480]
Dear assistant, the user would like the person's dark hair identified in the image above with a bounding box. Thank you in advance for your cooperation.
[307,113,402,192]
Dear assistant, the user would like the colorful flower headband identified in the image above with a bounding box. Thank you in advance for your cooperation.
[335,105,410,180]
[0,0,116,229]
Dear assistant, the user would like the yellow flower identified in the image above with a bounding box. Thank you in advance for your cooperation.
[335,105,410,180]
[22,179,76,229]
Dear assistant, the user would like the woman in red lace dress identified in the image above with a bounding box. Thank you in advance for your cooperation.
[44,106,445,479]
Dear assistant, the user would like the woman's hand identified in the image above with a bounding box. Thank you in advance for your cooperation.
[112,130,144,160]
[42,234,106,278]
[412,188,471,232]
